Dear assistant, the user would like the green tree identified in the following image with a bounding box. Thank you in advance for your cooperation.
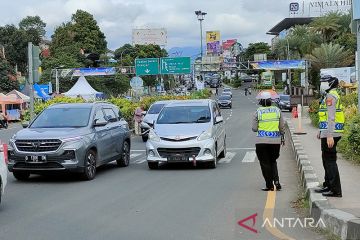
[19,16,46,37]
[310,13,340,42]
[71,10,107,54]
[242,42,271,61]
[0,57,18,92]
[0,19,43,73]
[306,43,354,70]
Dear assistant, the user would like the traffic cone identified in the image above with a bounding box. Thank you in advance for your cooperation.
[292,107,298,118]
[294,104,307,135]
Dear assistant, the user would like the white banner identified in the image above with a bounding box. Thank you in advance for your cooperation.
[132,28,167,46]
[320,67,356,84]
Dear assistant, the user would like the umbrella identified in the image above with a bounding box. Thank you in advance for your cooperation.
[256,90,279,100]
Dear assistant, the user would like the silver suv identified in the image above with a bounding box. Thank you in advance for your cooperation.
[145,100,226,169]
[8,102,131,181]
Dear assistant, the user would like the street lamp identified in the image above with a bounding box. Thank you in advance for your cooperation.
[195,10,207,57]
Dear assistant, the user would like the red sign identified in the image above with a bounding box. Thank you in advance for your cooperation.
[222,39,237,51]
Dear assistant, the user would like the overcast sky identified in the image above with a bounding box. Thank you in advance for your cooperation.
[0,0,292,50]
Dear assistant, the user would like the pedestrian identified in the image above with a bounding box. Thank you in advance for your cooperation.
[134,105,145,136]
[314,75,344,198]
[0,111,7,129]
[245,87,248,96]
[248,87,252,95]
[252,91,284,191]
[215,87,219,96]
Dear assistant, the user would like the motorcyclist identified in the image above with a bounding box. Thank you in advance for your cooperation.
[0,112,8,129]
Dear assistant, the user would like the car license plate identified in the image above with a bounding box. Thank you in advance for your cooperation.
[167,156,189,162]
[26,155,47,163]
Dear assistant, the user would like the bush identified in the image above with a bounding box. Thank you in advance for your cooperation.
[308,99,320,127]
[341,92,358,107]
[340,114,360,163]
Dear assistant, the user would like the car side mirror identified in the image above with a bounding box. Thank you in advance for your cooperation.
[22,122,29,128]
[215,116,223,124]
[93,120,108,127]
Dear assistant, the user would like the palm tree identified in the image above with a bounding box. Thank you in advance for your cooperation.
[306,43,354,70]
[288,25,322,57]
[310,14,340,42]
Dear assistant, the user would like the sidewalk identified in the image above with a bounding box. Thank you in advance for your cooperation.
[290,116,360,218]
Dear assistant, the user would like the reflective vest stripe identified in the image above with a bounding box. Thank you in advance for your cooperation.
[318,89,344,133]
[257,106,281,138]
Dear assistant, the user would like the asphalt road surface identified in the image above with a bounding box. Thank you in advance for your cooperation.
[0,89,325,240]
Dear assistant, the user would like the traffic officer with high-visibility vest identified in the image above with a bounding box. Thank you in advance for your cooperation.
[252,91,285,191]
[315,75,344,197]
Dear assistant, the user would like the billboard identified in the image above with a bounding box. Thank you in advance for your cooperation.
[289,0,352,17]
[320,67,356,84]
[222,39,237,51]
[206,31,220,43]
[132,28,167,46]
[206,31,221,54]
[72,67,116,77]
[251,60,306,70]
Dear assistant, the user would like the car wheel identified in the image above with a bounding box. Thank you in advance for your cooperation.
[13,171,30,181]
[142,134,148,142]
[148,161,158,170]
[82,149,97,180]
[117,141,130,167]
[207,146,217,169]
[219,139,226,158]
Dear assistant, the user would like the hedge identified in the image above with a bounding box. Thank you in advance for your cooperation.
[23,89,212,128]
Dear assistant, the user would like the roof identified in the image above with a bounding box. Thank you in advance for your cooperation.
[267,17,314,35]
[166,100,212,107]
[151,100,178,105]
[64,76,102,100]
[7,90,30,101]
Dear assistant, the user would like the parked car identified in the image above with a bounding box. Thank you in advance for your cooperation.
[222,88,232,97]
[0,144,8,204]
[209,79,220,88]
[7,102,131,181]
[145,100,226,169]
[217,95,232,109]
[276,94,291,111]
[141,100,176,142]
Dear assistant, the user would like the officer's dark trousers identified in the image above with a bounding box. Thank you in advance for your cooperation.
[256,144,281,188]
[321,137,342,194]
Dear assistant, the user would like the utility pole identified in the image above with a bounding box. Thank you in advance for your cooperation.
[286,38,292,95]
[55,68,59,94]
[28,42,34,121]
[195,10,207,81]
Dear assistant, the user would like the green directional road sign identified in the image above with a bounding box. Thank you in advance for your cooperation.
[135,58,159,75]
[160,57,191,74]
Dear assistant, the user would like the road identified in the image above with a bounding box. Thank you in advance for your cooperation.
[0,89,325,240]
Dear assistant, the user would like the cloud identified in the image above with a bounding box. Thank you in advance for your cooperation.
[0,0,292,50]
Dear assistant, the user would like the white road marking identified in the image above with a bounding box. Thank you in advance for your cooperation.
[135,158,147,164]
[242,151,257,162]
[226,117,230,121]
[218,152,236,164]
[130,153,142,159]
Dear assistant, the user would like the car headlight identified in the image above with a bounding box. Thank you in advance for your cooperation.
[197,128,212,141]
[148,130,161,142]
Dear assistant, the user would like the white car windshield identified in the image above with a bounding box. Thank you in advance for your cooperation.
[157,106,211,124]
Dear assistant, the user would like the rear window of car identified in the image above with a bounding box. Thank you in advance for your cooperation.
[148,104,165,114]
[280,95,290,101]
[219,95,231,100]
[223,89,231,92]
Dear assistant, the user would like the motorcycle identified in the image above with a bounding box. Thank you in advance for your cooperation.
[0,119,8,129]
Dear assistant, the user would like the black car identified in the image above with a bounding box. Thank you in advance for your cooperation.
[276,94,291,111]
[209,79,220,88]
[217,95,232,108]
